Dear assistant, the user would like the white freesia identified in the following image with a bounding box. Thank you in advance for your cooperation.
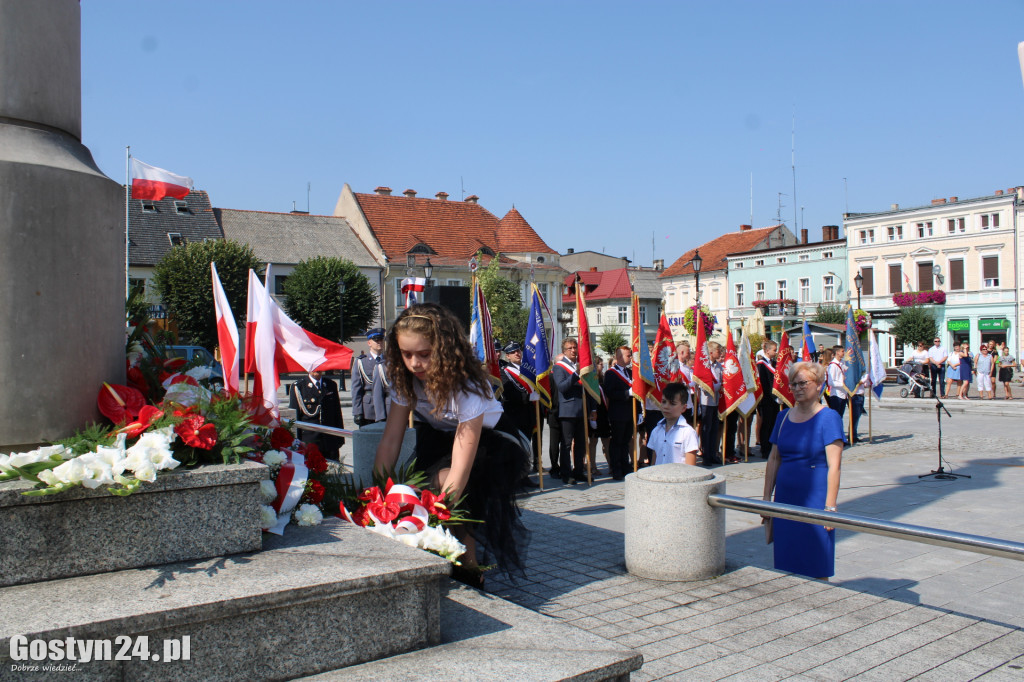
[263,450,286,467]
[260,479,279,503]
[293,504,323,527]
[259,505,278,529]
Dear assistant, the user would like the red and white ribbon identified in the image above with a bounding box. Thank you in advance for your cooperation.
[268,450,309,535]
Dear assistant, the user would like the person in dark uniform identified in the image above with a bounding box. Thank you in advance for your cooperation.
[756,340,779,458]
[552,338,586,484]
[351,328,390,426]
[604,346,639,479]
[500,342,539,489]
[289,369,345,459]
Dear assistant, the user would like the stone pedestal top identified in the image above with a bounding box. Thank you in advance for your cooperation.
[632,462,717,484]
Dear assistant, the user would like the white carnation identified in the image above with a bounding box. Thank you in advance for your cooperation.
[263,450,286,467]
[185,366,214,381]
[293,504,323,527]
[259,479,278,504]
[259,505,278,529]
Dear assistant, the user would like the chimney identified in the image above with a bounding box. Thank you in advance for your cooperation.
[949,196,958,203]
[567,248,575,254]
[653,258,664,271]
[739,224,752,231]
[403,189,417,198]
[465,194,479,204]
[435,191,449,201]
[931,198,946,205]
[374,186,392,196]
[995,189,1004,195]
[801,228,808,244]
[891,203,899,210]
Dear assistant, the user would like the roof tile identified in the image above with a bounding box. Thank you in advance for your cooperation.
[660,225,785,278]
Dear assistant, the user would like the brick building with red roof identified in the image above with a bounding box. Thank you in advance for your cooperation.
[334,184,565,331]
[560,267,664,352]
[660,224,797,344]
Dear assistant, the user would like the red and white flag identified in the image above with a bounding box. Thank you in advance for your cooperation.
[401,277,426,307]
[252,267,280,420]
[718,331,751,419]
[130,158,193,201]
[650,313,677,403]
[773,331,796,408]
[692,311,716,398]
[210,262,239,393]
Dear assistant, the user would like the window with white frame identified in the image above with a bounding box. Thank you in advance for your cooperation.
[860,228,875,244]
[537,282,549,302]
[755,259,765,267]
[983,255,999,287]
[446,279,462,286]
[823,275,836,302]
[777,256,787,264]
[755,282,765,300]
[799,254,809,261]
[596,307,602,325]
[947,217,965,234]
[886,225,903,241]
[640,305,648,325]
[822,251,834,259]
[735,262,744,269]
[776,280,787,299]
[980,213,1000,230]
[617,306,628,324]
[916,221,933,238]
[799,278,810,303]
[735,283,744,307]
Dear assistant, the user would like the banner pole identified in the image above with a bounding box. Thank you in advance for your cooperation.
[535,401,544,490]
[848,396,854,445]
[744,414,749,462]
[720,413,726,466]
[582,389,592,486]
[632,398,639,473]
[868,388,873,443]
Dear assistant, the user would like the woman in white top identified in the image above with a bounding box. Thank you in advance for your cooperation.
[374,304,529,578]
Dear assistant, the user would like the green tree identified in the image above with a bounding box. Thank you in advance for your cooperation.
[598,328,628,357]
[153,239,260,348]
[282,257,378,343]
[889,306,938,349]
[814,304,847,325]
[477,254,528,346]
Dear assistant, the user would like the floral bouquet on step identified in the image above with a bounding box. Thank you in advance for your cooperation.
[337,463,474,565]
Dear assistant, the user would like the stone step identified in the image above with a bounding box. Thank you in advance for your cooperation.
[0,519,450,681]
[302,584,643,682]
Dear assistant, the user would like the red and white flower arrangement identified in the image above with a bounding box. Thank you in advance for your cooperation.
[249,426,333,534]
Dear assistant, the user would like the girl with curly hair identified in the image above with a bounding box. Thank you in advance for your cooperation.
[373,303,529,580]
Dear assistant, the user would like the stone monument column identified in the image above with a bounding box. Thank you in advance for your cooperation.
[0,0,124,449]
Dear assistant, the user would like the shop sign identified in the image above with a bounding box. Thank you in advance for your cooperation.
[946,319,970,332]
[979,318,1010,331]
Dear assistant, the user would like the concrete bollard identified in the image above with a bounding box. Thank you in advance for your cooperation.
[351,422,416,488]
[625,463,726,581]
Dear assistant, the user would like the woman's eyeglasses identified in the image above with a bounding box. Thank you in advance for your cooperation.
[792,380,814,390]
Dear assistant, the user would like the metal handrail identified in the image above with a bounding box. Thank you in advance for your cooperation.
[707,493,1024,563]
[292,421,354,438]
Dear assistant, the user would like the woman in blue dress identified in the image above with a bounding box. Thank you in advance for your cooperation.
[762,361,846,579]
[957,343,973,400]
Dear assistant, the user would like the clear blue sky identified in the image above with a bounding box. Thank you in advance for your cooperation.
[82,1,1024,267]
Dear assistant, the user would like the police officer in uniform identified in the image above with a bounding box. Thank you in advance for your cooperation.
[289,369,345,459]
[351,328,390,426]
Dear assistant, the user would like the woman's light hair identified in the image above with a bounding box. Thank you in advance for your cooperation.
[789,361,825,386]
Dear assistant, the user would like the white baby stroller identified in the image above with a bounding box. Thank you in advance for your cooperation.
[896,361,932,398]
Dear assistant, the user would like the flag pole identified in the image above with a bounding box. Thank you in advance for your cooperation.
[535,401,544,490]
[582,389,592,486]
[848,395,854,444]
[124,146,131,306]
[743,414,749,461]
[720,414,726,466]
[868,387,873,443]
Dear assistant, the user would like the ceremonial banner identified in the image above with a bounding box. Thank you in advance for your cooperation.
[737,334,760,416]
[869,330,886,399]
[718,332,751,418]
[630,292,656,405]
[574,275,602,402]
[692,311,716,397]
[522,283,553,408]
[651,313,677,401]
[772,331,796,408]
[843,305,867,394]
[802,319,817,356]
[470,276,501,390]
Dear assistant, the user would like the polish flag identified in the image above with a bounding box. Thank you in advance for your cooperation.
[252,268,280,420]
[210,262,239,393]
[402,277,426,307]
[130,158,193,201]
[244,270,261,375]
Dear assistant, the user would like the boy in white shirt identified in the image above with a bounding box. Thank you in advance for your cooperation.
[647,383,700,466]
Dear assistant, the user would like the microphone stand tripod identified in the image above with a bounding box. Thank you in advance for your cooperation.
[919,393,970,481]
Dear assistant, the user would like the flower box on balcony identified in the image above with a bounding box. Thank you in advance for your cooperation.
[893,290,946,307]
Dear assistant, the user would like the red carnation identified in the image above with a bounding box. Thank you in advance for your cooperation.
[175,414,218,450]
[304,451,328,475]
[303,442,322,458]
[305,480,325,505]
[271,427,294,450]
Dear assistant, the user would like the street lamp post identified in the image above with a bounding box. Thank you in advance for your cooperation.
[854,271,863,310]
[424,257,433,284]
[338,279,346,342]
[691,249,702,306]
